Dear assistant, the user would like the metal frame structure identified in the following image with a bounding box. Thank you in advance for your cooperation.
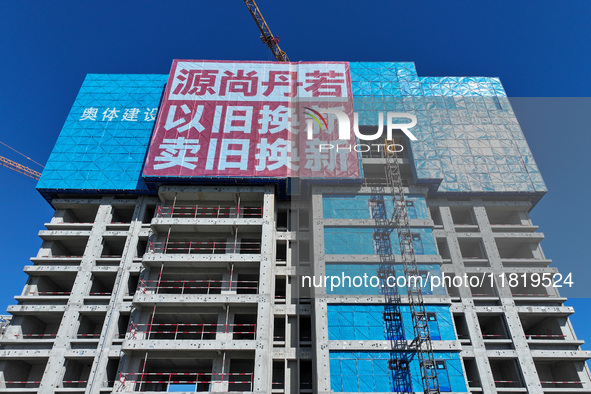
[0,156,41,180]
[380,139,440,394]
[243,0,289,62]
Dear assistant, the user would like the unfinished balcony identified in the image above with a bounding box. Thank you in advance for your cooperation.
[450,206,479,232]
[17,272,76,305]
[126,309,257,348]
[436,238,451,263]
[110,205,136,224]
[156,204,263,220]
[272,360,285,392]
[489,358,525,389]
[37,237,88,260]
[145,230,262,266]
[85,273,116,305]
[99,236,126,262]
[453,313,471,345]
[519,314,580,350]
[486,206,538,233]
[44,203,99,231]
[116,356,254,392]
[2,312,63,345]
[478,314,513,350]
[152,193,264,234]
[115,313,132,344]
[468,274,498,298]
[273,316,286,346]
[75,312,105,341]
[0,358,48,390]
[508,272,559,302]
[138,272,259,296]
[496,238,548,267]
[462,358,481,390]
[536,360,585,391]
[430,207,443,228]
[458,238,489,267]
[60,357,93,390]
[156,189,264,214]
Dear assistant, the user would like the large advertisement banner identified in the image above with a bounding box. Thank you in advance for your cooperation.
[143,60,360,179]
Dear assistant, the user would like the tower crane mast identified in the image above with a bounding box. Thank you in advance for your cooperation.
[243,0,289,62]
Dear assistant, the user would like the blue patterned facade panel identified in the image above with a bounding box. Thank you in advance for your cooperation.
[327,304,455,341]
[329,351,466,392]
[322,194,429,220]
[323,264,446,296]
[37,74,167,193]
[351,62,546,195]
[350,62,505,98]
[324,227,436,255]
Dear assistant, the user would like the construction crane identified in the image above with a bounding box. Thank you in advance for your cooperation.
[243,0,289,62]
[0,156,41,180]
[0,140,42,181]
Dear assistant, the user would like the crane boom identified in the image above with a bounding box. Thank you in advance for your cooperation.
[0,156,41,181]
[243,0,289,62]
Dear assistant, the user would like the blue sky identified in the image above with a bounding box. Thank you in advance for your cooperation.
[0,1,590,347]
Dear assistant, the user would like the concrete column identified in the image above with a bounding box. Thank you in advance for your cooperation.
[85,197,149,394]
[38,200,111,393]
[252,187,275,393]
[474,206,543,392]
[310,190,331,394]
[440,205,496,392]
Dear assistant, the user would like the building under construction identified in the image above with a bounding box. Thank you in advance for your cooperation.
[0,58,590,394]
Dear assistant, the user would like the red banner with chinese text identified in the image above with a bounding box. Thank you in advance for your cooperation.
[143,60,360,179]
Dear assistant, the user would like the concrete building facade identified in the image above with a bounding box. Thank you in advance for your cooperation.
[0,61,589,393]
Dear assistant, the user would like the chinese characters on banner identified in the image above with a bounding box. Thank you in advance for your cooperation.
[79,107,158,122]
[142,60,360,179]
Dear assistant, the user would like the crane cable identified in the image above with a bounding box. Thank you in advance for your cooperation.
[0,140,44,169]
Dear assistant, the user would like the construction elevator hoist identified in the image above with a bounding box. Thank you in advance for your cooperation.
[242,2,441,392]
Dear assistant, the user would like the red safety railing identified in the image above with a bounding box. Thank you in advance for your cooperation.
[525,334,566,339]
[148,241,261,254]
[128,323,256,340]
[28,291,112,297]
[494,379,524,388]
[117,372,254,391]
[511,293,551,297]
[29,291,71,296]
[16,333,57,338]
[156,205,263,219]
[540,380,582,385]
[77,333,101,338]
[4,380,41,388]
[62,380,88,388]
[15,333,104,339]
[272,381,285,389]
[139,279,258,294]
